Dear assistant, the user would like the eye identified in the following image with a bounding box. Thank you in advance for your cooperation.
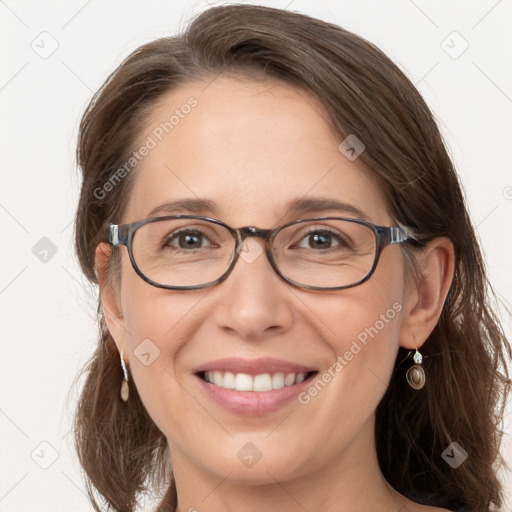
[296,229,350,250]
[164,229,213,250]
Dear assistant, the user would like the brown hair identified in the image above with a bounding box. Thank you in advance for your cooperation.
[72,4,511,511]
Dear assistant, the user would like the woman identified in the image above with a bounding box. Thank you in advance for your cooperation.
[72,4,511,511]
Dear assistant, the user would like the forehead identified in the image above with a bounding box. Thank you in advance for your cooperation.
[123,75,390,227]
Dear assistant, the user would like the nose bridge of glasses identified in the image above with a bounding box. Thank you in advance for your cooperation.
[238,226,273,242]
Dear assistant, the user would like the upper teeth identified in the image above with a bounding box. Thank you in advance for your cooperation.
[204,371,307,391]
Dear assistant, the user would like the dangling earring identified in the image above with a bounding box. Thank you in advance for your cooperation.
[120,349,130,402]
[406,349,425,390]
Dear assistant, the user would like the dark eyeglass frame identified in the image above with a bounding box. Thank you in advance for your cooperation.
[103,215,418,291]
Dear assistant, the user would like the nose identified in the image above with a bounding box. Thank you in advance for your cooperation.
[211,238,294,341]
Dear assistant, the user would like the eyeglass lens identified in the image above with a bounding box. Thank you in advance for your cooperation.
[130,217,377,289]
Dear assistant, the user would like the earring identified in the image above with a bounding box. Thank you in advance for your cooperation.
[406,349,425,390]
[120,349,130,402]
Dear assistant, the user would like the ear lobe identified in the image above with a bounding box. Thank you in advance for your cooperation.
[399,237,455,350]
[95,243,126,350]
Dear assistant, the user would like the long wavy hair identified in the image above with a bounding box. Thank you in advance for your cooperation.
[72,4,511,511]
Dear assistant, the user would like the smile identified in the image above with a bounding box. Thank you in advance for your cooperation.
[194,357,319,415]
[200,371,316,391]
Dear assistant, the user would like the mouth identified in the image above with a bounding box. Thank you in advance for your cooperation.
[193,357,319,415]
[197,370,318,391]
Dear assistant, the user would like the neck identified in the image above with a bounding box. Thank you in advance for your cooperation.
[171,415,410,512]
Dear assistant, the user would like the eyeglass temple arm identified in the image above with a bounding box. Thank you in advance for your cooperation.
[387,225,417,245]
[104,223,129,247]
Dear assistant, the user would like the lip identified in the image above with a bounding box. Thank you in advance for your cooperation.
[193,357,318,416]
[195,357,316,375]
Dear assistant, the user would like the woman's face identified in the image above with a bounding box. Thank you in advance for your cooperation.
[103,76,416,485]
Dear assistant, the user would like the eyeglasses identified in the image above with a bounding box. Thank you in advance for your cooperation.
[104,215,417,291]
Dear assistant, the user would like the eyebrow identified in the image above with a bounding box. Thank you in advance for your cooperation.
[146,197,369,222]
[147,198,219,218]
[283,197,369,221]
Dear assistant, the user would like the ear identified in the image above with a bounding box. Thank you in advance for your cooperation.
[399,237,455,350]
[95,242,127,353]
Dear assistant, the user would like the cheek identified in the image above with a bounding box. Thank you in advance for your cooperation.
[314,290,403,403]
[338,258,405,387]
[298,254,406,423]
[118,264,202,433]
[331,299,402,405]
[119,252,208,345]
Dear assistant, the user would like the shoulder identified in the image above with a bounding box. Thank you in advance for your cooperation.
[399,498,457,512]
[393,487,468,512]
[409,504,455,512]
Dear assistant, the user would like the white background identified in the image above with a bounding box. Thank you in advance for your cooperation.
[0,1,511,510]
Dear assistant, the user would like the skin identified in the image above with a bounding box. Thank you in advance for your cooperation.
[96,76,455,512]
